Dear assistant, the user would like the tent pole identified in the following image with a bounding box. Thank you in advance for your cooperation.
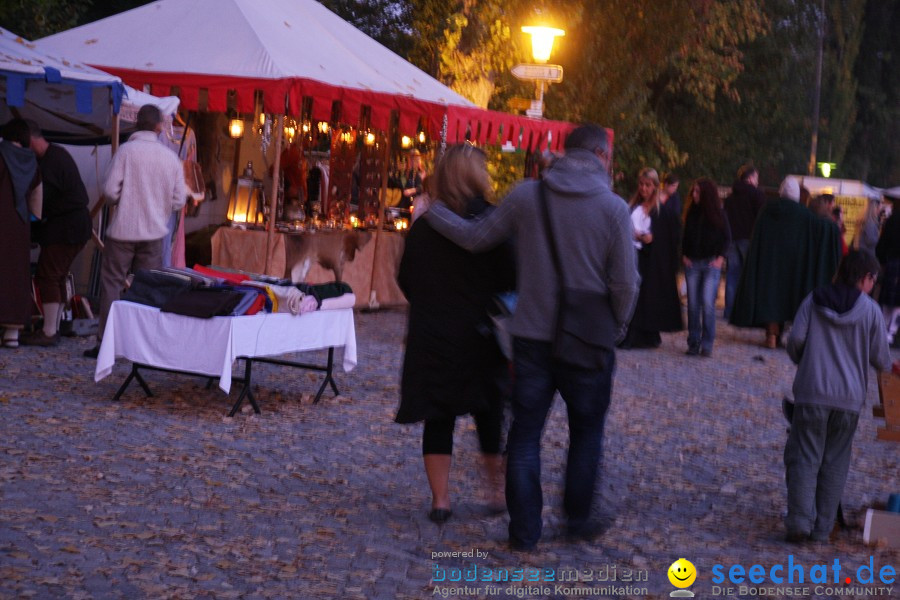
[367,130,390,309]
[265,114,284,275]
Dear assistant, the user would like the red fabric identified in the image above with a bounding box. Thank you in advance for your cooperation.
[191,264,250,285]
[95,67,584,143]
[243,293,266,315]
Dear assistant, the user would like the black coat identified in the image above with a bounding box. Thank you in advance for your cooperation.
[395,199,515,423]
[629,205,684,333]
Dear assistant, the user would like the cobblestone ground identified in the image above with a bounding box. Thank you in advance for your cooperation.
[0,309,897,599]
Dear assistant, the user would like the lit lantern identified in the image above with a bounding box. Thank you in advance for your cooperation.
[228,118,245,138]
[401,135,412,149]
[418,131,426,144]
[365,132,376,146]
[521,26,565,63]
[317,121,330,134]
[226,176,266,225]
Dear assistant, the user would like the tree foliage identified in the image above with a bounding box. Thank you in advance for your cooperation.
[0,0,87,40]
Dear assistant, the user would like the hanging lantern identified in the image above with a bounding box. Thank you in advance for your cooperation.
[228,119,245,139]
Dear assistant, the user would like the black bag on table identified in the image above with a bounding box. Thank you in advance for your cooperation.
[122,269,193,308]
[538,182,618,370]
[160,287,246,318]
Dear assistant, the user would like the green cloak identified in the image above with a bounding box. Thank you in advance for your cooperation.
[729,198,841,327]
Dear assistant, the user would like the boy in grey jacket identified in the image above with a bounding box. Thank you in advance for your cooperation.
[784,250,895,542]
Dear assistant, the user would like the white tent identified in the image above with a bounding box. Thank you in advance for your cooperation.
[37,0,575,150]
[1,27,180,139]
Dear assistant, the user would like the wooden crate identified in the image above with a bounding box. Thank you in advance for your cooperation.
[876,371,900,442]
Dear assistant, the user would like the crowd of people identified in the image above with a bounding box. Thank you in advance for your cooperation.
[396,126,899,551]
[3,113,897,551]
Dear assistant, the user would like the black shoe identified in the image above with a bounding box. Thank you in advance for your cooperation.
[83,345,100,359]
[508,537,536,552]
[20,330,60,347]
[428,508,452,524]
[685,347,700,356]
[566,521,608,543]
[785,531,809,544]
[700,348,713,358]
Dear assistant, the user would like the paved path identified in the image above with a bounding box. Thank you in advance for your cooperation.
[0,310,897,599]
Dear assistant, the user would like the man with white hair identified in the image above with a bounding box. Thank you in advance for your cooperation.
[83,105,186,358]
[730,176,842,348]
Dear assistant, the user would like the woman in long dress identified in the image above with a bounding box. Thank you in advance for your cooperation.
[620,167,682,348]
[396,144,515,523]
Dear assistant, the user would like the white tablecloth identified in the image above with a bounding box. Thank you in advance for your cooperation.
[95,301,357,393]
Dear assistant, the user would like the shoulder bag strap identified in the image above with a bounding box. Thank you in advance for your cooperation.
[538,181,565,288]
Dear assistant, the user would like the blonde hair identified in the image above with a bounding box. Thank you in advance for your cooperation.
[629,167,661,215]
[434,144,492,216]
[858,197,882,229]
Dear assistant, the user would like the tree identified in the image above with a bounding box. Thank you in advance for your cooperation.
[843,0,900,186]
[319,0,413,58]
[0,0,88,40]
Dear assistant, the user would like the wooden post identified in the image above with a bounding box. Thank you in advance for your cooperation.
[367,129,391,309]
[265,114,284,275]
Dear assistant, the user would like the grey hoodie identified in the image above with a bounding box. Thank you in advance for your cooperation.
[423,148,640,342]
[787,284,892,413]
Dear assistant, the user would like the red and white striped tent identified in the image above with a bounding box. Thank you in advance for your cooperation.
[39,0,575,151]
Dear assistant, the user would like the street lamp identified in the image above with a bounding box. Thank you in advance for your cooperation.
[521,26,565,63]
[513,25,566,119]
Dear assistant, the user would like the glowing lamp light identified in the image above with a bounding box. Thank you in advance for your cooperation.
[349,214,360,228]
[226,176,265,224]
[284,125,296,142]
[818,162,837,178]
[394,218,409,231]
[365,132,376,146]
[317,121,330,134]
[301,122,310,133]
[258,113,266,126]
[521,26,565,63]
[228,119,245,138]
[418,131,426,144]
[401,135,412,149]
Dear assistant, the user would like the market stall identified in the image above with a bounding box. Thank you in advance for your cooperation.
[38,0,578,301]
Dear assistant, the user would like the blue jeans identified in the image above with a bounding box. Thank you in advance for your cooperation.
[784,405,858,540]
[685,259,721,353]
[724,239,749,320]
[506,338,615,548]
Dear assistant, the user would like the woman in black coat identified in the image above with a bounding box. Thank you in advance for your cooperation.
[620,167,683,348]
[396,144,515,524]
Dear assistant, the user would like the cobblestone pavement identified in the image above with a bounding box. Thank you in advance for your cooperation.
[0,309,897,599]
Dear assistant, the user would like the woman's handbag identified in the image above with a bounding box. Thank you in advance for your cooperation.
[539,183,617,370]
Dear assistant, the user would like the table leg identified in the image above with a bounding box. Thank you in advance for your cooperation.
[229,358,261,416]
[313,347,340,404]
[112,364,154,402]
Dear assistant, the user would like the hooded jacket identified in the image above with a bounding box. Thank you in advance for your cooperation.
[787,284,892,413]
[724,180,766,242]
[423,148,640,342]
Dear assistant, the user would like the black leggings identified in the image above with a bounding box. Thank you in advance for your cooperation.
[422,403,504,456]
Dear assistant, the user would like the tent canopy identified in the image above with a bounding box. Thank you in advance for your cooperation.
[1,27,179,139]
[38,0,575,151]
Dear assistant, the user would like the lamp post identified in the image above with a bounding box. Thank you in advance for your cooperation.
[513,25,565,119]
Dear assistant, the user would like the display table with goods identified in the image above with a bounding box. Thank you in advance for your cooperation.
[211,227,407,309]
[94,269,357,416]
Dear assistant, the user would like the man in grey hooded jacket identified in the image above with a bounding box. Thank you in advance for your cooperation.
[784,250,894,543]
[424,124,639,550]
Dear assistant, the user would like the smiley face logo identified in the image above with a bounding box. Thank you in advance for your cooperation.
[668,558,697,588]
